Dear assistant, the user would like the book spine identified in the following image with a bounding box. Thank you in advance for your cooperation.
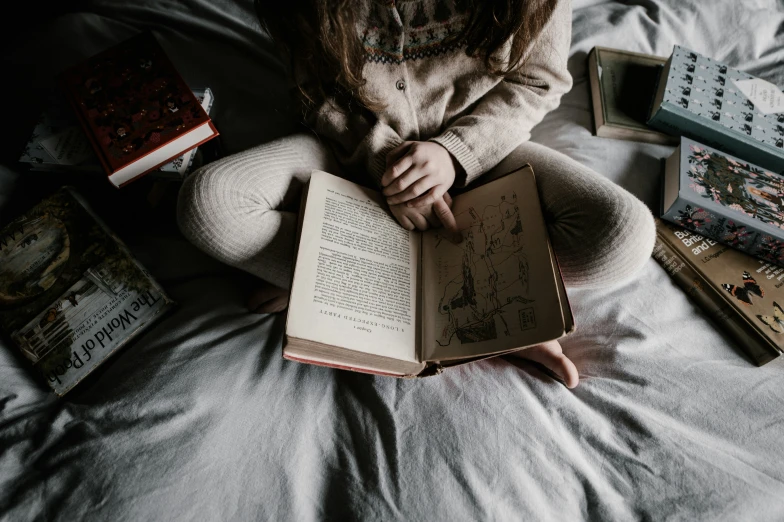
[649,104,784,175]
[652,230,778,366]
[661,193,784,270]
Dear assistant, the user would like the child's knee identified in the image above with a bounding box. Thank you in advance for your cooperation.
[553,188,655,289]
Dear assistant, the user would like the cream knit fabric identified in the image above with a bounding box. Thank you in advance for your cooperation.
[308,0,574,188]
[177,0,655,290]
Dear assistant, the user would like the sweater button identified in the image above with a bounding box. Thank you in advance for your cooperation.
[396,79,406,91]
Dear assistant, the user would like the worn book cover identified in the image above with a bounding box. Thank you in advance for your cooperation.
[653,218,782,366]
[662,136,784,268]
[19,88,214,179]
[587,46,677,145]
[283,167,574,377]
[59,31,218,187]
[0,188,175,395]
[648,45,784,174]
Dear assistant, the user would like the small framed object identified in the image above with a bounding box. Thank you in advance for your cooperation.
[587,46,678,145]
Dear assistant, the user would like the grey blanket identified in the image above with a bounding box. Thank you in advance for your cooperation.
[2,1,784,520]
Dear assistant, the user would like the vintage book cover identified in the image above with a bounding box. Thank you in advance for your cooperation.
[662,136,784,268]
[653,218,782,366]
[59,31,219,187]
[587,46,677,145]
[648,45,784,174]
[19,88,214,179]
[283,166,575,377]
[0,188,175,395]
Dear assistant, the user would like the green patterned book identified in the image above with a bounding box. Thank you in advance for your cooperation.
[0,188,175,395]
[649,45,784,174]
[662,136,784,268]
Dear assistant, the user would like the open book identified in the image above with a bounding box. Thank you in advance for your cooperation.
[284,165,575,377]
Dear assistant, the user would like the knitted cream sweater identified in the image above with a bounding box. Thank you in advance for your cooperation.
[304,0,573,188]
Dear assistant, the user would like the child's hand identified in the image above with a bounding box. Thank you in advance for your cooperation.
[388,193,462,243]
[381,141,458,208]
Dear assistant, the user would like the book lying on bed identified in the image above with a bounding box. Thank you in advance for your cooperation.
[0,188,175,396]
[587,46,678,145]
[58,31,219,187]
[648,45,784,174]
[19,88,215,180]
[653,218,782,366]
[662,136,784,269]
[284,166,575,377]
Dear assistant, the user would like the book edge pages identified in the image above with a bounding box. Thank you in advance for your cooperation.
[662,140,682,216]
[653,220,780,365]
[284,336,427,377]
[109,121,218,188]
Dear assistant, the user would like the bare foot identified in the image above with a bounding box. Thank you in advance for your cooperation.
[510,340,579,389]
[247,282,290,314]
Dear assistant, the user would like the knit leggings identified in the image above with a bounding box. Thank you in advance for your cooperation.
[177,134,656,290]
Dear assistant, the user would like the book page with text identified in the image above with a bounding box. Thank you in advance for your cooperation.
[421,167,567,361]
[286,171,419,362]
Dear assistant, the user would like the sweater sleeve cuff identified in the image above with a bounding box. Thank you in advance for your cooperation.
[369,137,404,188]
[430,131,484,187]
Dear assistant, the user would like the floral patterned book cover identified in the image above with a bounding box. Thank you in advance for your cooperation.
[19,88,214,179]
[648,45,784,175]
[59,31,217,183]
[0,188,175,396]
[662,136,784,268]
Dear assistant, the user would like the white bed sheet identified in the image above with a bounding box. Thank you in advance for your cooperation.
[2,1,784,520]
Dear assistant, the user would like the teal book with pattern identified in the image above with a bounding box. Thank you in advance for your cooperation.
[649,45,784,174]
[662,136,784,269]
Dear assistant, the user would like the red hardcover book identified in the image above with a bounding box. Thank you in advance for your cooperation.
[59,31,218,188]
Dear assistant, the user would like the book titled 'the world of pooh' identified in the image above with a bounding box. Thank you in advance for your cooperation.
[0,188,175,395]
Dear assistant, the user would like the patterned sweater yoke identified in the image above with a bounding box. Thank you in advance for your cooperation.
[307,0,574,188]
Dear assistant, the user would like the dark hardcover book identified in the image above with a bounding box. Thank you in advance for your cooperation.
[59,31,219,188]
[19,88,215,180]
[662,136,784,268]
[587,46,677,145]
[0,188,175,395]
[653,218,782,366]
[648,45,784,174]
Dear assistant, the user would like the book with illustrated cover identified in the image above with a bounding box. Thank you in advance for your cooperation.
[662,136,784,268]
[648,45,784,174]
[0,188,175,395]
[19,88,215,180]
[59,31,219,187]
[653,218,782,366]
[283,167,575,377]
[587,46,677,145]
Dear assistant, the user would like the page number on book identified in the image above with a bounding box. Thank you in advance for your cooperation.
[519,307,537,331]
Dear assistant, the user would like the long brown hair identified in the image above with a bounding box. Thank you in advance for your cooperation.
[255,0,557,111]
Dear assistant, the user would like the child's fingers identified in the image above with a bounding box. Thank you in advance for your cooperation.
[382,164,423,196]
[434,198,462,244]
[396,214,416,231]
[405,186,446,208]
[381,155,415,187]
[385,177,434,205]
[386,141,414,166]
[443,191,453,207]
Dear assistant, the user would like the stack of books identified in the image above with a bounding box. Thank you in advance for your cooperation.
[18,31,219,188]
[588,44,784,366]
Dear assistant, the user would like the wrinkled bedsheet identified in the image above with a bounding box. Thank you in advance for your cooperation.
[2,1,784,520]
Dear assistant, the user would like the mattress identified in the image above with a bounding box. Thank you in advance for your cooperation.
[2,0,784,519]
